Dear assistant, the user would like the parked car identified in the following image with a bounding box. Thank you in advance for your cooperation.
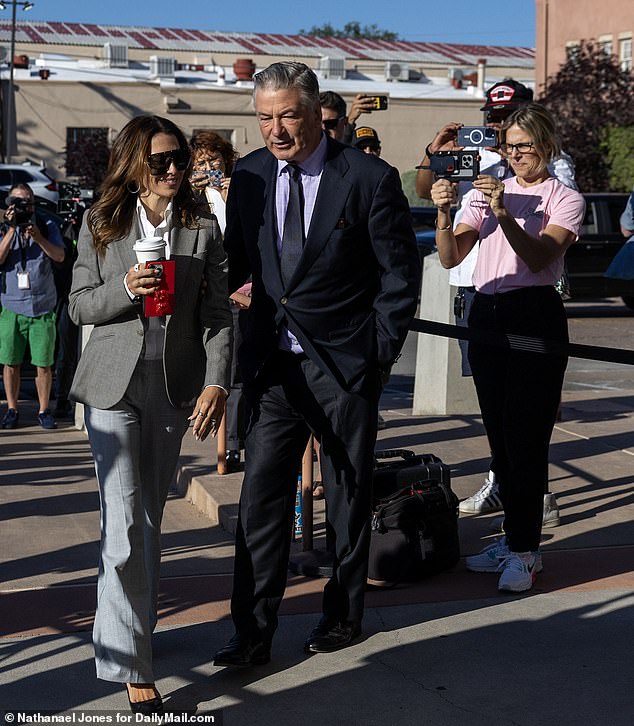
[410,206,455,259]
[565,193,632,308]
[0,161,59,211]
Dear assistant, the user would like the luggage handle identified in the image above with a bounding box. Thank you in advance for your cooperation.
[374,449,416,461]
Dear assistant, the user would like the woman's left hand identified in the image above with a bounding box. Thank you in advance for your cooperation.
[473,175,505,215]
[189,386,227,441]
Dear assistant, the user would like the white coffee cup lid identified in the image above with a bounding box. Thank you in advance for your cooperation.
[133,236,165,250]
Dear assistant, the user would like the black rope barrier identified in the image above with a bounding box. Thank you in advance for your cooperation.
[410,317,634,366]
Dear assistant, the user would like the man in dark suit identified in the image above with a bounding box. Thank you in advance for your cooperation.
[214,61,420,666]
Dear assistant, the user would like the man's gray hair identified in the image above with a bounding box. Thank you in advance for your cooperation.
[253,62,320,111]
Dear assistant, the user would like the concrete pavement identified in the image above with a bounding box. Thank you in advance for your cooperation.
[1,375,634,724]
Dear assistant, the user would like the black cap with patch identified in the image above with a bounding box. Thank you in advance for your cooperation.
[480,79,533,111]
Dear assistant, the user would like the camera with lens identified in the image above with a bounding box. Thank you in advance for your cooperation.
[427,150,480,181]
[457,126,497,148]
[8,196,35,226]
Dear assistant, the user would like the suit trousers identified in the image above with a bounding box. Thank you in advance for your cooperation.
[231,351,380,644]
[85,359,190,683]
[468,286,568,553]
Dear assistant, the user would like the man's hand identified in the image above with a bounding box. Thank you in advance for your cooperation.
[427,122,464,155]
[189,386,227,441]
[348,94,378,125]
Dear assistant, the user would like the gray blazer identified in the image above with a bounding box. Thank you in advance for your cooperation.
[68,209,232,410]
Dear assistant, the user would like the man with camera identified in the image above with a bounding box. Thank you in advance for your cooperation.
[0,183,65,429]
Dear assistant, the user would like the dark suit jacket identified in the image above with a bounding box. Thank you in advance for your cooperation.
[225,137,421,390]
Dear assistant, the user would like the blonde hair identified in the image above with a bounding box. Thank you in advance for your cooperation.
[501,102,562,167]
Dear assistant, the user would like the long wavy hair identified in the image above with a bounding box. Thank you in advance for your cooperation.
[88,115,199,253]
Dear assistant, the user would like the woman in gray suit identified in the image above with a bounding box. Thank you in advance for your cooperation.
[69,116,232,713]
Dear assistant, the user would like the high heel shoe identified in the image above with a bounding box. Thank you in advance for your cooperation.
[125,684,164,715]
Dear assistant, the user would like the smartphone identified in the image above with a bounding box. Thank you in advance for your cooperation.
[457,126,497,148]
[367,95,388,110]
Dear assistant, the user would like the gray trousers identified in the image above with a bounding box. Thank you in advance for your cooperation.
[85,359,190,683]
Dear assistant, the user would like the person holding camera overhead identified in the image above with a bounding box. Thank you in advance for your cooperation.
[68,115,232,713]
[430,103,585,592]
[0,183,65,430]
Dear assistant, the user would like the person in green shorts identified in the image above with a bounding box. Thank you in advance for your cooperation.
[0,183,65,429]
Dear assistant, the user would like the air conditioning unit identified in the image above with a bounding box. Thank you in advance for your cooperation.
[102,43,128,68]
[319,56,346,80]
[385,61,409,81]
[149,56,176,79]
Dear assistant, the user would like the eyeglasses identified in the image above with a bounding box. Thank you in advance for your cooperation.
[146,149,191,176]
[322,117,344,130]
[500,141,535,155]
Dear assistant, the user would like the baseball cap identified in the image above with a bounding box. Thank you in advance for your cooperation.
[352,126,381,148]
[480,79,534,111]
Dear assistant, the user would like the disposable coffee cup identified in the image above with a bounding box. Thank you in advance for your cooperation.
[133,236,166,264]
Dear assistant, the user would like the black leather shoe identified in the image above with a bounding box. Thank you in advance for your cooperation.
[125,684,164,715]
[304,621,361,654]
[213,633,270,667]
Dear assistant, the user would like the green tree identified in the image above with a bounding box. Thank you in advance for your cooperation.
[539,41,634,192]
[299,21,398,41]
[600,126,634,192]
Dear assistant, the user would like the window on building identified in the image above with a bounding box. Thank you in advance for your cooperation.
[65,127,110,187]
[566,42,580,61]
[65,127,109,176]
[598,35,613,58]
[619,36,632,72]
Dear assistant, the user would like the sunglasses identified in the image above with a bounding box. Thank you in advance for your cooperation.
[322,117,344,130]
[146,149,191,176]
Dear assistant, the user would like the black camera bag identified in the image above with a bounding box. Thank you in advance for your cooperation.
[368,449,460,587]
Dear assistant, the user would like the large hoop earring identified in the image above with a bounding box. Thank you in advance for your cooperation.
[127,180,140,194]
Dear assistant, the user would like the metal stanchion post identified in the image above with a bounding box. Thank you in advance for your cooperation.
[217,413,227,475]
[301,435,314,551]
[288,434,334,577]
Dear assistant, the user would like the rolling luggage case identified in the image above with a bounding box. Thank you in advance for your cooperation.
[368,449,460,587]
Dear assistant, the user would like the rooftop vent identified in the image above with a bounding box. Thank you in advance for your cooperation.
[150,56,176,79]
[385,61,409,82]
[319,56,346,80]
[102,43,128,69]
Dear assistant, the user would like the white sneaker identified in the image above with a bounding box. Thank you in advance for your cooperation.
[498,551,542,592]
[489,492,561,533]
[542,493,560,527]
[459,474,503,514]
[465,537,510,572]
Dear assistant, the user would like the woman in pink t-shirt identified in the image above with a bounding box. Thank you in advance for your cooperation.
[431,103,585,593]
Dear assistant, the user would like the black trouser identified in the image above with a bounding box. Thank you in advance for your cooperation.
[231,351,380,645]
[468,286,568,552]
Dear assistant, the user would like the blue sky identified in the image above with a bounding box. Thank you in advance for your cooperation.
[10,1,537,47]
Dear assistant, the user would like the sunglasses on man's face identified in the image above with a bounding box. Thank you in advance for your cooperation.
[322,117,344,130]
[146,149,191,176]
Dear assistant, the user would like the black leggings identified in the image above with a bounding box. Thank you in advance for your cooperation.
[468,286,568,552]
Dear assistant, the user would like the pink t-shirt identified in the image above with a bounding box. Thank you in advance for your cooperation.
[459,176,586,294]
